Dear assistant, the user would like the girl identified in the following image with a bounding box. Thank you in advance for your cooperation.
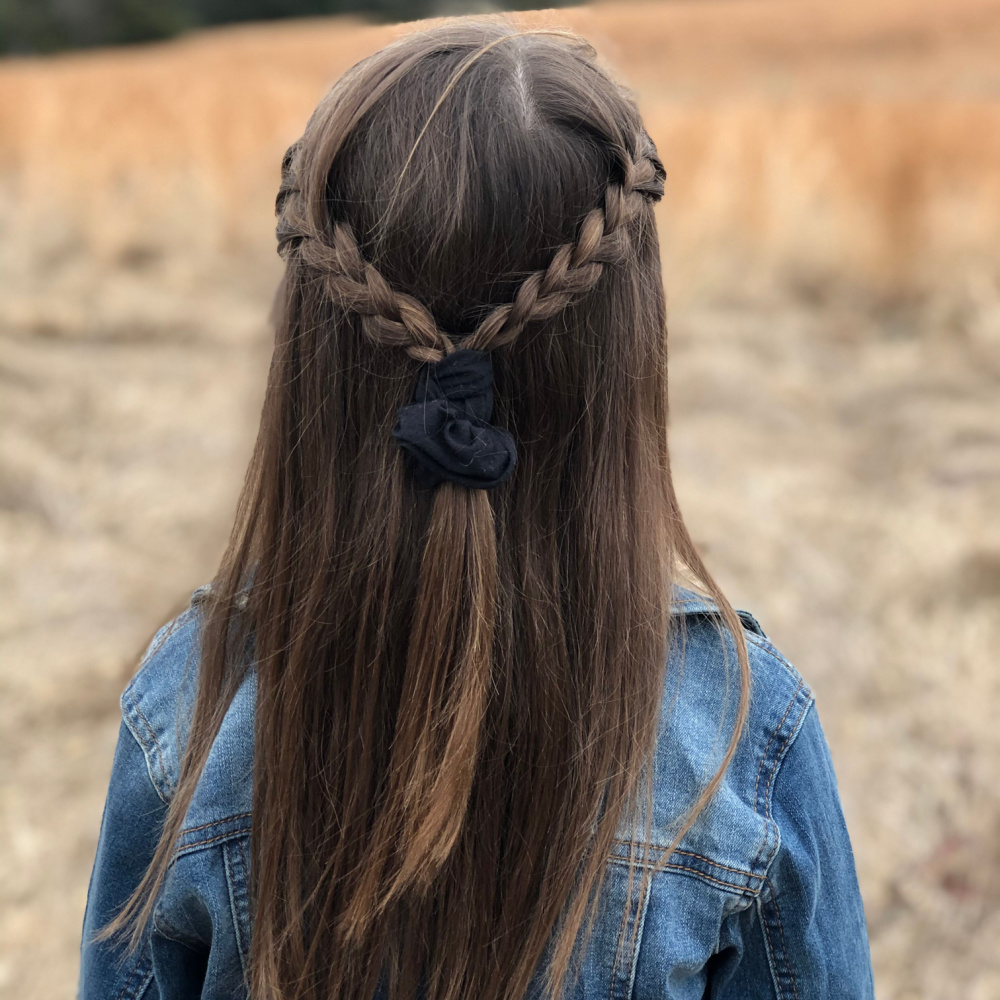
[79,19,874,1000]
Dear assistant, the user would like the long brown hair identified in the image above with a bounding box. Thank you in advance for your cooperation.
[109,18,750,1000]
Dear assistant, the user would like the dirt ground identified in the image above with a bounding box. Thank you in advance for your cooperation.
[1,2,999,998]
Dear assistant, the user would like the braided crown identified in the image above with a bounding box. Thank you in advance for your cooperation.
[275,131,664,364]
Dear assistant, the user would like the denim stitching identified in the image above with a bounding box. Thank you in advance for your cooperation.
[607,910,623,1000]
[180,829,251,851]
[606,844,633,1000]
[609,844,764,892]
[238,837,251,909]
[171,827,251,859]
[127,686,171,799]
[606,848,649,1000]
[763,695,813,816]
[754,692,812,1000]
[613,844,760,882]
[671,849,762,881]
[751,678,805,874]
[121,701,154,760]
[756,894,790,1000]
[112,940,151,1000]
[180,812,252,837]
[120,605,203,803]
[607,857,758,898]
[764,698,813,870]
[625,865,652,1000]
[754,679,804,814]
[745,633,802,685]
[223,841,248,973]
[134,968,154,999]
[761,695,814,873]
[122,689,170,806]
[237,838,253,990]
[763,877,801,1000]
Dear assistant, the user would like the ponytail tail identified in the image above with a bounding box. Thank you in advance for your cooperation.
[340,481,496,941]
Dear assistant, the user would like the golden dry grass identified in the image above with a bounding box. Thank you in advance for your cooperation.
[1,2,999,998]
[1,0,1000,318]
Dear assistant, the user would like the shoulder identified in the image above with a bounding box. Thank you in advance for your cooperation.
[120,583,254,830]
[615,586,816,892]
[624,592,875,996]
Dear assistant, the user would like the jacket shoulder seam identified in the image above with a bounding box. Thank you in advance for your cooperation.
[749,683,814,1000]
[121,684,171,805]
[119,602,203,804]
[745,632,805,687]
[753,687,816,875]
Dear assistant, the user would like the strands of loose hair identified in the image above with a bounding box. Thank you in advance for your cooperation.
[102,18,751,1000]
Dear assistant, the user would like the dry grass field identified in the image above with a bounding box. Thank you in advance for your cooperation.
[1,1,999,997]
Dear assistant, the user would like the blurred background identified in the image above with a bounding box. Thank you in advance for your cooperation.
[1,0,999,997]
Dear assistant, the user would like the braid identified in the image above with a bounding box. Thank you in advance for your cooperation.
[275,134,663,360]
[301,225,451,364]
[275,145,452,364]
[464,153,662,351]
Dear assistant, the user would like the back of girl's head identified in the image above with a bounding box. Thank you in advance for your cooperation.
[268,20,669,516]
[110,18,750,1000]
[280,20,662,326]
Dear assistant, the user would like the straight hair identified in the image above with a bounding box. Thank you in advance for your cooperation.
[105,18,750,1000]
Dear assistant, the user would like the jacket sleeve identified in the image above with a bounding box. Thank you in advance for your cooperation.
[80,612,249,1000]
[712,703,876,999]
[79,719,170,1000]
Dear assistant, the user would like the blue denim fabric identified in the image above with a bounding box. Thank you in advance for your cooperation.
[79,584,875,1000]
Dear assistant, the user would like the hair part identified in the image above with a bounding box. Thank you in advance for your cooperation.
[102,17,750,1000]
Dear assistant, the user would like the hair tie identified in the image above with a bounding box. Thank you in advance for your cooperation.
[392,349,517,490]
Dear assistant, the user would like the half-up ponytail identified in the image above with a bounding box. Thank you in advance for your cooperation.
[394,485,497,888]
[104,19,750,1000]
[339,482,498,941]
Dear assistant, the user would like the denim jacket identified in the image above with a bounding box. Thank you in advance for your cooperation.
[80,584,875,1000]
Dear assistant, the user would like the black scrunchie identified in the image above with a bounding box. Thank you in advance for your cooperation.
[392,349,517,490]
